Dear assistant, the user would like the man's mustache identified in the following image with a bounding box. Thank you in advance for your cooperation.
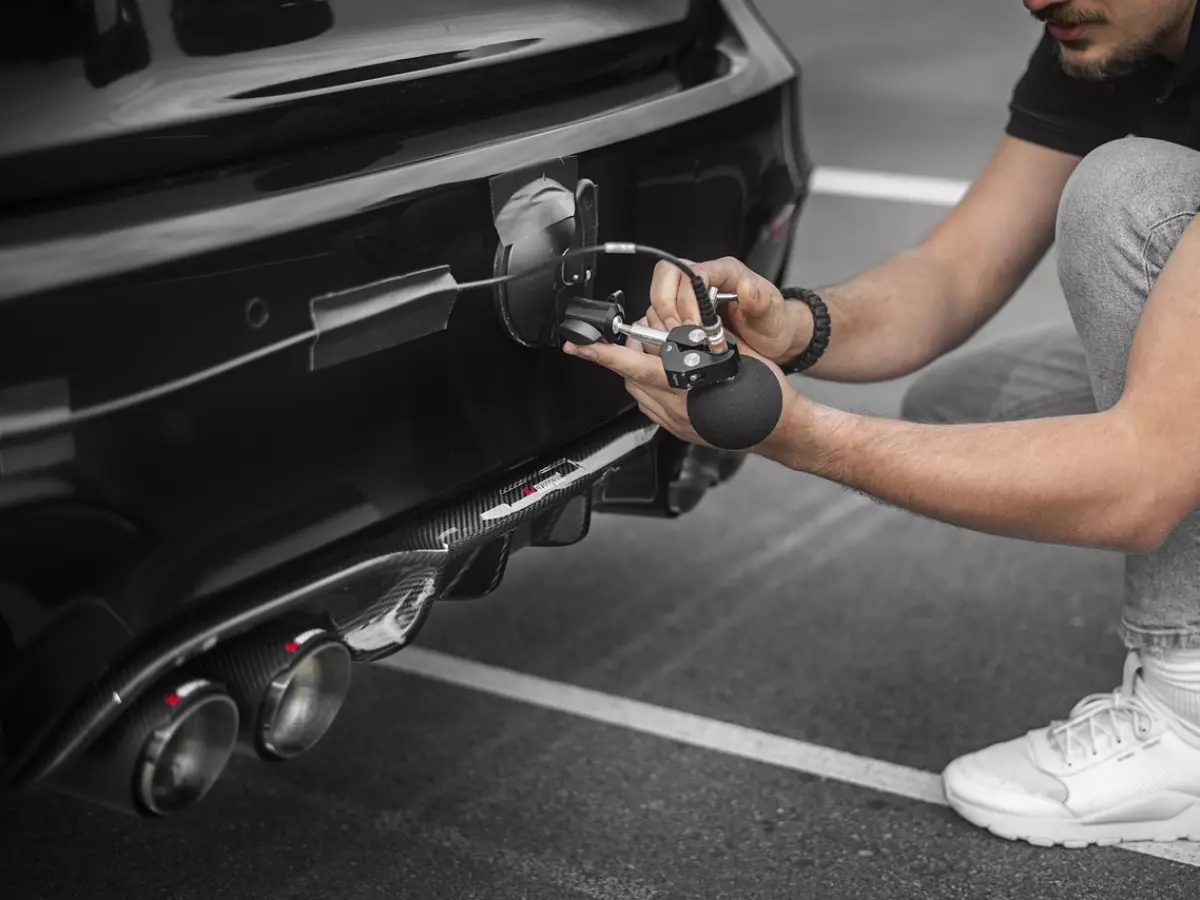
[1031,3,1107,27]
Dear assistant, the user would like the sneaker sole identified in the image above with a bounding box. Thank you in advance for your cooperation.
[946,787,1200,848]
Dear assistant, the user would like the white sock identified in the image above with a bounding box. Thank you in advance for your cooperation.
[1140,648,1200,728]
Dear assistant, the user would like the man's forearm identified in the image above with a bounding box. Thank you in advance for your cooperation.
[765,400,1165,553]
[785,140,1069,384]
[786,248,982,383]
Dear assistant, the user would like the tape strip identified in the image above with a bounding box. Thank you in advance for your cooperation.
[490,158,578,246]
[489,157,593,348]
[309,266,459,371]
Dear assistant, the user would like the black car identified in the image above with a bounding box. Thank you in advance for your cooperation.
[0,0,810,818]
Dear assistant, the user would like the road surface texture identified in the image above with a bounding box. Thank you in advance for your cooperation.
[4,1,1199,898]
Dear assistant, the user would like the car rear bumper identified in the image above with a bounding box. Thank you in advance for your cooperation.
[0,0,810,793]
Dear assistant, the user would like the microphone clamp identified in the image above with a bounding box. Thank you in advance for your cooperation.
[560,293,740,390]
[559,292,784,451]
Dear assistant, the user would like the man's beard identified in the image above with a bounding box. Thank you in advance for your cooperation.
[1055,35,1160,80]
[1047,9,1180,83]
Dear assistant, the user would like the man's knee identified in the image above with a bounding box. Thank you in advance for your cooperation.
[1056,137,1200,409]
[1056,136,1200,274]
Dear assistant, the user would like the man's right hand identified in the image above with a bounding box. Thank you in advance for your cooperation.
[646,256,813,366]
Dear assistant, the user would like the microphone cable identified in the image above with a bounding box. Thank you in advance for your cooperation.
[0,243,721,442]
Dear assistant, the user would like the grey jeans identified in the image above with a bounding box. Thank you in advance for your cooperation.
[900,136,1200,651]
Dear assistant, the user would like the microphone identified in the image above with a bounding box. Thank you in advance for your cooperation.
[559,296,785,451]
[687,356,784,451]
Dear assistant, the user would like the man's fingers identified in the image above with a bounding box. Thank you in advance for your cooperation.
[639,314,662,357]
[672,268,702,326]
[692,257,772,317]
[691,257,745,294]
[627,383,668,425]
[570,340,669,388]
[653,256,773,328]
[649,260,685,331]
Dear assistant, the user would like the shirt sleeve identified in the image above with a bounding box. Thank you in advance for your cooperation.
[1005,31,1133,157]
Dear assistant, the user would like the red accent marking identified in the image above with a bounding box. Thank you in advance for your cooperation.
[521,486,536,496]
[768,207,794,240]
[285,641,300,653]
[164,693,181,707]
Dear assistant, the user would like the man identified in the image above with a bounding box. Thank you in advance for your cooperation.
[563,0,1200,847]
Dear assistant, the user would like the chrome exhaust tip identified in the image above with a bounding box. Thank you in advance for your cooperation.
[57,676,239,817]
[136,681,239,814]
[257,630,352,760]
[197,623,352,761]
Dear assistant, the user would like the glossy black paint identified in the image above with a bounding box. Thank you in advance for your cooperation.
[2,86,803,589]
[0,0,810,786]
[0,0,694,209]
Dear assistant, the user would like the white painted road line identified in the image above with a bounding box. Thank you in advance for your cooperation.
[811,166,969,207]
[379,647,1200,870]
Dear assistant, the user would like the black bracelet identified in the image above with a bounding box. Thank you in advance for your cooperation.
[778,287,831,374]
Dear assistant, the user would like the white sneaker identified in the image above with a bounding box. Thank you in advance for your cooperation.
[943,651,1200,847]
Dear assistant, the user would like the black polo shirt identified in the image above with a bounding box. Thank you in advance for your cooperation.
[1006,15,1200,156]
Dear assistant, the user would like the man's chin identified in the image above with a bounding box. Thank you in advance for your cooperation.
[1056,43,1147,81]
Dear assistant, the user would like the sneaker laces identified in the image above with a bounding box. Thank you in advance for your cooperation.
[1047,652,1158,764]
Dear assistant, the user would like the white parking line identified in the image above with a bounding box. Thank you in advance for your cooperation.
[811,166,969,207]
[379,647,1200,869]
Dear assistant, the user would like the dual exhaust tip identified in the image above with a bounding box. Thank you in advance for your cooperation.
[210,625,352,764]
[59,623,352,817]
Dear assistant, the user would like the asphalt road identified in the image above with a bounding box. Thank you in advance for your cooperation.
[5,2,1200,898]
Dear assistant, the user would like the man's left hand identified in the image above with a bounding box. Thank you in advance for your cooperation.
[562,320,797,452]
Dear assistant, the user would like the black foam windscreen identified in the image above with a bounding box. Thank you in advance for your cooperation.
[687,356,784,451]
